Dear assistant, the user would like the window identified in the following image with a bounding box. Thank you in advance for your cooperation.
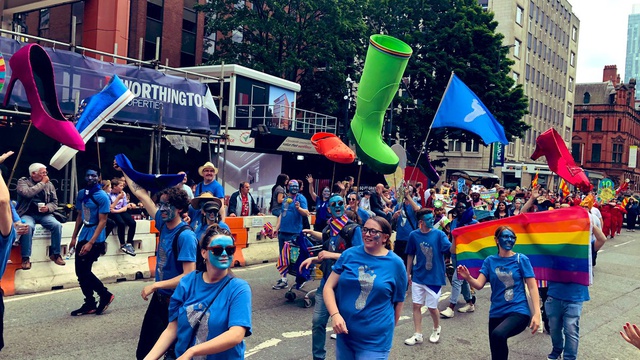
[594,118,602,131]
[514,39,521,58]
[572,26,578,41]
[583,92,591,104]
[591,144,601,162]
[181,0,198,66]
[581,118,588,131]
[612,144,623,163]
[145,0,164,61]
[566,102,572,117]
[534,100,539,116]
[448,140,461,152]
[465,140,480,152]
[568,77,573,92]
[513,71,520,84]
[38,9,50,38]
[572,143,581,163]
[526,64,530,80]
[618,118,622,132]
[570,52,575,67]
[516,6,524,25]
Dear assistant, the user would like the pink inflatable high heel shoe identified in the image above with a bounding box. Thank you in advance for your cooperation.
[3,44,84,150]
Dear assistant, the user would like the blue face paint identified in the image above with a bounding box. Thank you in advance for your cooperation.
[207,235,234,270]
[422,213,435,229]
[498,229,516,251]
[85,170,99,186]
[157,200,176,222]
[329,195,345,218]
[289,183,299,194]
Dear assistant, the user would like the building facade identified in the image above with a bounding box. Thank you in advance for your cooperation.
[438,0,579,190]
[573,65,640,191]
[625,4,640,99]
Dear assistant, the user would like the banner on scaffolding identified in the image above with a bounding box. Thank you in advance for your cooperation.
[0,38,220,134]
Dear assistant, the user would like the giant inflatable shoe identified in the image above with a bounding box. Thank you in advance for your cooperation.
[311,132,355,164]
[115,154,185,194]
[50,75,134,170]
[347,35,412,174]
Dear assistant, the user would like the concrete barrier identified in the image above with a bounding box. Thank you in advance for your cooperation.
[235,215,280,266]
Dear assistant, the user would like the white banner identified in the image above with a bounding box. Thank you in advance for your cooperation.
[276,137,317,154]
[629,145,638,168]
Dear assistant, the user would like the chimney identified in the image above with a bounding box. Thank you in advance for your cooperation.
[603,65,619,84]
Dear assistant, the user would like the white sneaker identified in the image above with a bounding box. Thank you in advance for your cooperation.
[440,307,455,318]
[458,303,475,313]
[330,333,337,340]
[429,326,441,343]
[404,333,423,346]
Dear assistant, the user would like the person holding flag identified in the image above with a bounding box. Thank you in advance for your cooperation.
[531,172,539,189]
[559,179,570,198]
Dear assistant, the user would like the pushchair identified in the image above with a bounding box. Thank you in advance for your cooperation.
[279,233,324,308]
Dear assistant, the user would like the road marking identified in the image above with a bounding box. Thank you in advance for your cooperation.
[282,330,311,338]
[244,338,281,358]
[614,240,635,248]
[4,287,78,303]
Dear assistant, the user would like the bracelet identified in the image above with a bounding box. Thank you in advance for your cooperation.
[330,312,339,318]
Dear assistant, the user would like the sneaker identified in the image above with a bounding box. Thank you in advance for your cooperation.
[458,303,475,313]
[49,254,66,266]
[272,279,288,290]
[404,333,424,346]
[21,257,31,270]
[440,307,455,318]
[71,303,97,316]
[121,243,136,256]
[429,326,441,343]
[96,292,115,315]
[330,333,337,340]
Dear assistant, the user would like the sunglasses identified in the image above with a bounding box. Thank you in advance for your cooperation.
[207,245,236,256]
[362,227,383,236]
[330,201,344,207]
[348,197,357,201]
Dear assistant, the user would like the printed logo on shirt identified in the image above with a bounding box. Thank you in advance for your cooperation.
[355,265,377,310]
[495,266,515,301]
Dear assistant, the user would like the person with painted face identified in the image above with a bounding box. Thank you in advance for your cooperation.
[404,208,451,346]
[119,167,198,360]
[191,193,230,243]
[69,165,114,316]
[306,174,331,232]
[300,194,363,360]
[272,179,309,290]
[323,216,407,360]
[457,225,541,360]
[145,225,252,360]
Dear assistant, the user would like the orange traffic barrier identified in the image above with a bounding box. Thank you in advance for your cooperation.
[148,220,159,278]
[225,217,247,267]
[0,246,25,296]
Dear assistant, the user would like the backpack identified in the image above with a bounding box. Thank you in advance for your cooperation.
[170,224,206,272]
[322,221,360,252]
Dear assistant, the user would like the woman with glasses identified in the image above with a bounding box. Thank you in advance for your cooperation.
[323,216,407,359]
[145,225,252,360]
[457,225,540,360]
[346,192,369,225]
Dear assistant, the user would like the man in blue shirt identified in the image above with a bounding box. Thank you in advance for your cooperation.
[391,187,421,265]
[0,169,16,351]
[120,166,198,360]
[272,180,309,289]
[545,210,607,360]
[69,165,113,316]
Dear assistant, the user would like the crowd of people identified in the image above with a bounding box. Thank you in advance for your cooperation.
[0,149,640,358]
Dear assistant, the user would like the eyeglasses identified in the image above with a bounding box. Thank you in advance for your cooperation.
[202,169,215,173]
[330,201,344,207]
[348,197,357,201]
[362,227,383,236]
[207,245,236,256]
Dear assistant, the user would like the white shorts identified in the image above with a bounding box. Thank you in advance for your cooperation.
[411,283,441,309]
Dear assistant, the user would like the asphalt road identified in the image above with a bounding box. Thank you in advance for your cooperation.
[2,231,640,359]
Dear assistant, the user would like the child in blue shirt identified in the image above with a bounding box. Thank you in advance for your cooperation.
[457,225,541,360]
[404,208,451,345]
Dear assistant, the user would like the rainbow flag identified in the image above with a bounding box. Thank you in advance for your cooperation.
[453,207,592,286]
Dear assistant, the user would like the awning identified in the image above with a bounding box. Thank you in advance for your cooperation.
[451,170,499,182]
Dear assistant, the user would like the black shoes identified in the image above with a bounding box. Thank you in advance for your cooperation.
[96,292,114,315]
[71,303,97,316]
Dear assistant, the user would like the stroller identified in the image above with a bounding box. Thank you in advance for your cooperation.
[279,233,323,308]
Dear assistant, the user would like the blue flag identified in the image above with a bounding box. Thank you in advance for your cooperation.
[431,73,509,145]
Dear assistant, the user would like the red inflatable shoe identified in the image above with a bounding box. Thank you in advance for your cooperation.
[311,132,355,164]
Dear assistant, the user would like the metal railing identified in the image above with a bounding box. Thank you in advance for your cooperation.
[235,104,338,134]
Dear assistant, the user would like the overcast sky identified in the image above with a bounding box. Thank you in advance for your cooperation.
[572,0,633,83]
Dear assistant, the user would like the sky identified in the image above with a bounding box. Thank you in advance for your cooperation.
[571,0,633,83]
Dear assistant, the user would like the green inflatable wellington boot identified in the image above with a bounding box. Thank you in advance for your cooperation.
[348,35,412,174]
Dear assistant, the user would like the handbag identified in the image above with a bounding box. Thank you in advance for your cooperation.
[517,253,537,316]
[189,276,234,346]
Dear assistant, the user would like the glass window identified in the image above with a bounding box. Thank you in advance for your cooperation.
[567,102,572,117]
[570,51,575,66]
[583,92,590,104]
[516,6,524,25]
[572,26,578,41]
[514,39,521,58]
[618,118,622,132]
[594,118,602,131]
[581,118,587,131]
[568,77,573,92]
[448,140,461,152]
[572,143,581,163]
[465,140,480,152]
[591,144,601,163]
[612,144,623,163]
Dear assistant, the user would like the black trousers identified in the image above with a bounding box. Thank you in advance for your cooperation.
[107,212,137,245]
[0,288,4,351]
[136,292,173,360]
[393,240,408,266]
[488,313,530,360]
[75,241,108,305]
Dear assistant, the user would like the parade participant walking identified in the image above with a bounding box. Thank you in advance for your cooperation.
[404,208,451,346]
[299,194,363,360]
[306,174,331,231]
[272,179,309,290]
[144,225,252,360]
[119,164,198,360]
[323,216,407,360]
[69,165,114,316]
[626,197,639,231]
[457,226,541,360]
[0,169,16,350]
[191,193,230,241]
[391,187,420,265]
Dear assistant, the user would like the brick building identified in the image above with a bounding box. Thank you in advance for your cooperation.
[572,65,640,190]
[9,0,205,67]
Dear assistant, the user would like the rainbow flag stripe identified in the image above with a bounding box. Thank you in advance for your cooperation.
[453,208,591,286]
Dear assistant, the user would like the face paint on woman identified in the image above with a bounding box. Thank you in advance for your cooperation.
[498,229,516,250]
[208,236,234,270]
[205,210,218,222]
[422,213,435,229]
[328,195,345,218]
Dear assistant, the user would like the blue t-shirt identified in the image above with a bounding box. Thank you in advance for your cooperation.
[194,221,231,243]
[170,272,252,359]
[405,229,451,286]
[0,227,16,278]
[76,190,111,243]
[547,281,590,302]
[332,245,407,352]
[480,253,534,318]
[394,202,419,241]
[10,202,20,223]
[356,208,370,225]
[315,198,330,227]
[279,194,308,233]
[195,181,224,198]
[155,211,198,296]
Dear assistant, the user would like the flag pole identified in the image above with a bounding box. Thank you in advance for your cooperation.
[407,71,455,184]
